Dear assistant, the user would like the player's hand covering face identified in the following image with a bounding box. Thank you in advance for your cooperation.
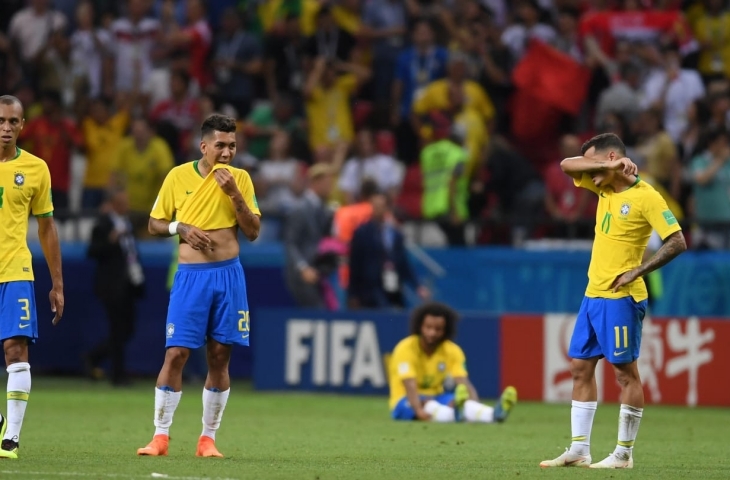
[213,169,240,196]
[201,131,236,165]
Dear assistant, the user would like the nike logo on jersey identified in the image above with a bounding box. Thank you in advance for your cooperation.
[600,192,606,198]
[614,350,627,356]
[18,324,30,329]
[186,191,193,195]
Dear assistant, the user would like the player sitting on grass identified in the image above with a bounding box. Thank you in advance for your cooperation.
[388,302,517,423]
[540,133,686,469]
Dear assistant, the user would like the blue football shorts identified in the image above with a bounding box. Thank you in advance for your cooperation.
[165,258,250,349]
[391,393,455,420]
[569,296,648,364]
[0,281,38,343]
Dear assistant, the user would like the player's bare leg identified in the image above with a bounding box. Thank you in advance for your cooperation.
[0,338,30,459]
[541,357,598,468]
[590,361,643,469]
[196,340,232,458]
[137,347,190,456]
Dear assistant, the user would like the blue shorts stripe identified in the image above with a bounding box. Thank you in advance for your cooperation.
[165,259,250,349]
[0,281,38,343]
[569,296,647,364]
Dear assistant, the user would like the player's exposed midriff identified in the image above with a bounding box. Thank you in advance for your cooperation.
[178,226,239,264]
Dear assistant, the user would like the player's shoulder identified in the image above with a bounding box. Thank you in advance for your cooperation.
[228,165,254,183]
[17,149,50,171]
[633,179,665,204]
[441,340,465,356]
[393,335,419,356]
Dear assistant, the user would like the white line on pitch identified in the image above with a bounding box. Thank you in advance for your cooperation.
[0,471,239,480]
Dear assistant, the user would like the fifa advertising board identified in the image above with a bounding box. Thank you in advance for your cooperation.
[501,314,730,407]
[253,309,502,398]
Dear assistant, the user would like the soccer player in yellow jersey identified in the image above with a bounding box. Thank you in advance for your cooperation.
[137,114,260,458]
[540,133,686,469]
[0,95,64,459]
[389,302,517,423]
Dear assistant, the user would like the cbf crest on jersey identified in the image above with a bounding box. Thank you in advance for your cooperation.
[619,201,632,218]
[13,171,25,189]
[437,361,446,372]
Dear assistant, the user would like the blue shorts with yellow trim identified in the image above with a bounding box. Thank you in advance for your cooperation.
[0,281,38,343]
[569,296,647,364]
[165,258,250,349]
[391,393,455,420]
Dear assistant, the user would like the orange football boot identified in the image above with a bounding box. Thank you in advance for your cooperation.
[137,434,169,456]
[196,436,223,458]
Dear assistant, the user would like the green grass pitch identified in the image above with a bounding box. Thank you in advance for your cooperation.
[2,378,728,479]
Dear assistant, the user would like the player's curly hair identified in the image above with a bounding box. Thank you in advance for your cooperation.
[201,114,236,138]
[409,302,459,341]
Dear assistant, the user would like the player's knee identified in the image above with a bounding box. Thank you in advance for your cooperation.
[613,364,641,388]
[569,359,595,384]
[206,346,230,371]
[164,347,190,370]
[3,338,28,365]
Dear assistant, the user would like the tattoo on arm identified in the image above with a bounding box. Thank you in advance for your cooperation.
[635,232,686,278]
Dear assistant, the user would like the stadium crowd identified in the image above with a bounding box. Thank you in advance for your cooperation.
[2,0,730,248]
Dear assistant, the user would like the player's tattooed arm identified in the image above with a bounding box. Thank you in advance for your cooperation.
[611,231,686,292]
[560,156,638,178]
[231,193,261,242]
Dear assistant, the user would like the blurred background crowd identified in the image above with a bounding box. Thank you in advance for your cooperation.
[2,0,730,251]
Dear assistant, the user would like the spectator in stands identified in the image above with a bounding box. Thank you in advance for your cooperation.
[37,30,77,111]
[112,116,174,233]
[110,0,160,95]
[150,69,199,160]
[210,7,262,118]
[70,1,113,101]
[634,108,681,199]
[691,127,730,250]
[349,192,429,309]
[304,56,370,154]
[81,96,130,210]
[680,98,711,166]
[85,186,144,386]
[256,131,305,215]
[164,0,212,90]
[20,90,84,216]
[305,5,356,63]
[544,134,595,239]
[500,0,555,61]
[263,13,307,105]
[641,43,705,142]
[420,114,469,246]
[480,135,544,246]
[594,62,643,129]
[245,94,308,163]
[391,19,448,163]
[414,51,495,175]
[692,0,730,83]
[8,0,67,84]
[338,128,404,205]
[284,163,336,308]
[362,0,407,118]
[552,6,582,62]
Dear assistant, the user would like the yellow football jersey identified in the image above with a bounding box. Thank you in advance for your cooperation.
[150,161,261,230]
[575,174,682,301]
[0,148,53,283]
[388,335,468,409]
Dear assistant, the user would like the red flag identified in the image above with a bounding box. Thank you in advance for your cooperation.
[512,40,592,115]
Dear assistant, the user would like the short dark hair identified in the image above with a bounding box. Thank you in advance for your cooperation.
[704,126,730,146]
[409,302,459,341]
[581,133,626,157]
[201,114,237,138]
[359,178,379,200]
[0,95,23,116]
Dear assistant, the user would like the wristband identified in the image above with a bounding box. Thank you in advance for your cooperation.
[168,221,180,236]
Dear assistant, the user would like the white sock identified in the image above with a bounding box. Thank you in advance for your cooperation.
[201,388,230,440]
[464,400,494,423]
[153,387,182,436]
[615,404,643,457]
[423,400,455,422]
[5,362,31,443]
[569,400,597,456]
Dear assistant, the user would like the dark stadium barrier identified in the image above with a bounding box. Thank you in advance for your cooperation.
[252,309,502,399]
[500,314,730,407]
